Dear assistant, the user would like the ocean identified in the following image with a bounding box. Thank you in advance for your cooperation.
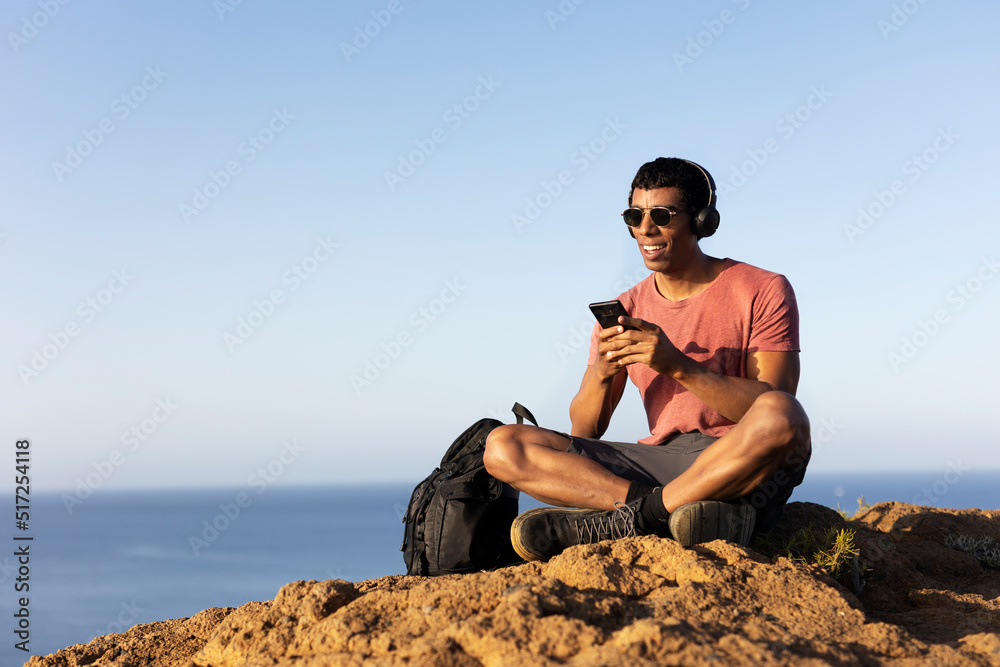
[4,472,999,665]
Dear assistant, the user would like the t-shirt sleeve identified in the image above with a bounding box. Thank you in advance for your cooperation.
[748,274,800,352]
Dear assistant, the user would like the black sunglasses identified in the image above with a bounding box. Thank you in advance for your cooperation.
[621,206,686,228]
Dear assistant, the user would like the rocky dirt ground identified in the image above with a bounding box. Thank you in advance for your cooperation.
[26,501,1000,666]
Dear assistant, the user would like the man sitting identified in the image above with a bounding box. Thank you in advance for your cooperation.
[484,157,811,560]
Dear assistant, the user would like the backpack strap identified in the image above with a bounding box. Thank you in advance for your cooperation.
[511,402,538,426]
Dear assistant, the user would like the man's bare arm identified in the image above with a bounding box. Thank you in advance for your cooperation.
[569,365,628,438]
[569,324,633,438]
[670,349,800,423]
[604,316,800,423]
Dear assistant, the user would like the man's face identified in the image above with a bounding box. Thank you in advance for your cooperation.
[629,187,698,272]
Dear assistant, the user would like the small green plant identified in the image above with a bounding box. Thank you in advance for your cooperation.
[754,523,861,579]
[945,534,1000,569]
[836,496,872,521]
[813,529,861,578]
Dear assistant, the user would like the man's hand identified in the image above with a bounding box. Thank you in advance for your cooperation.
[600,315,799,423]
[591,321,634,380]
[601,316,686,378]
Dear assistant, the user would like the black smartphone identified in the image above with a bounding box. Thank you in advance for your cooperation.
[588,300,638,331]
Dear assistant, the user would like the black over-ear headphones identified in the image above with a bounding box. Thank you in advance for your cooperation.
[626,158,720,239]
[682,159,720,239]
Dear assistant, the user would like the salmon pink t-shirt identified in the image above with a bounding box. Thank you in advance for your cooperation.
[587,258,799,444]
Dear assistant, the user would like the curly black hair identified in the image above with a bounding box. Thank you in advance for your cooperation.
[627,157,712,212]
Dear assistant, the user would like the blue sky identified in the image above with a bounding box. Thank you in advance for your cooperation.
[2,0,998,493]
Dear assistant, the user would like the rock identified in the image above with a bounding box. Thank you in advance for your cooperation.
[25,502,1000,666]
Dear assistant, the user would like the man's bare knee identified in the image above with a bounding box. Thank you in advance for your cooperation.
[483,426,521,480]
[744,391,811,459]
[483,425,572,482]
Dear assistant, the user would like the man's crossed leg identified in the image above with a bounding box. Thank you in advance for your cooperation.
[483,390,811,559]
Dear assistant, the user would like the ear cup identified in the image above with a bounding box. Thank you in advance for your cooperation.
[693,207,720,238]
[682,160,720,239]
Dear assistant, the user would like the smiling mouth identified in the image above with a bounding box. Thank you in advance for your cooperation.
[642,244,665,251]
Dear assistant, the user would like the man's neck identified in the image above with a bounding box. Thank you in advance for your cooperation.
[653,253,727,302]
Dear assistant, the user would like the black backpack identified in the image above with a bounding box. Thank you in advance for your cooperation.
[401,403,538,576]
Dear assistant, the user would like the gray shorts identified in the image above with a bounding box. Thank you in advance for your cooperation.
[564,431,807,532]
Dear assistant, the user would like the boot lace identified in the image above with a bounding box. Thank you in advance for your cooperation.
[573,502,638,544]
